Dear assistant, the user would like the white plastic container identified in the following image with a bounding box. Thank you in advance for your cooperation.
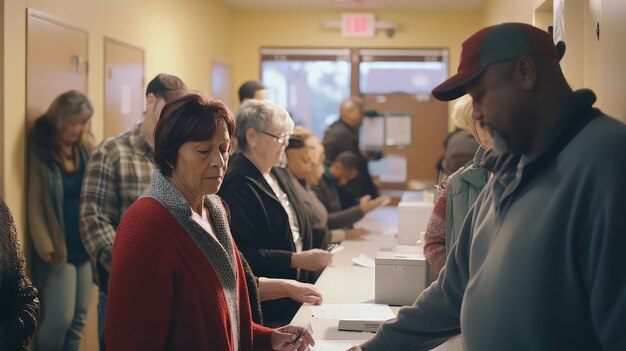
[397,201,433,245]
[375,250,427,306]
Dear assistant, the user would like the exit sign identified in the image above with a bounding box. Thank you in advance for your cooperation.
[342,13,375,37]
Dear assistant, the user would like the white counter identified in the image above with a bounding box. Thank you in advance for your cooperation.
[291,206,463,350]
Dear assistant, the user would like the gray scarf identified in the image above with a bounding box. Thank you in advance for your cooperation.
[141,170,240,349]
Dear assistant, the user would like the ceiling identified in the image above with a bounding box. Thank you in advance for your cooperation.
[223,0,487,11]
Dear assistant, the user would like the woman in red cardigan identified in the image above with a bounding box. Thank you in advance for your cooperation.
[104,92,314,351]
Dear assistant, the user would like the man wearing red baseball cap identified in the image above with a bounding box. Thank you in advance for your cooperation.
[350,23,626,351]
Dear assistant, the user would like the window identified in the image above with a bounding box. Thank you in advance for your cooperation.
[359,49,448,95]
[260,48,450,186]
[261,49,351,138]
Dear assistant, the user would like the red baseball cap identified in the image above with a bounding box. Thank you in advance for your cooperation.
[432,23,563,101]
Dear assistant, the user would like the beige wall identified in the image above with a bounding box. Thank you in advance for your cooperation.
[599,0,626,121]
[231,9,483,114]
[3,0,234,241]
[483,0,536,25]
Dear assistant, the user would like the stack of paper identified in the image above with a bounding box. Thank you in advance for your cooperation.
[312,303,395,333]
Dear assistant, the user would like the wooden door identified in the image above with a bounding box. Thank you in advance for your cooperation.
[26,9,88,130]
[104,37,144,138]
[363,93,448,190]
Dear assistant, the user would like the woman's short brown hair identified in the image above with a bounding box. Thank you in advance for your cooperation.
[154,92,235,176]
[286,126,315,151]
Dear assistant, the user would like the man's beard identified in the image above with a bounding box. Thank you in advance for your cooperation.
[480,120,510,155]
[491,129,510,154]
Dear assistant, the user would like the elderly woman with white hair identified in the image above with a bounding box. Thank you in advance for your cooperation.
[219,100,333,327]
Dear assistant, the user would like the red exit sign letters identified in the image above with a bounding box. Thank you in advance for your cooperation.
[342,13,375,37]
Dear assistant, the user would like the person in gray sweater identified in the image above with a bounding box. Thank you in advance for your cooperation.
[351,22,626,351]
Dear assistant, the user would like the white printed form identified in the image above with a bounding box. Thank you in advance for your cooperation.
[311,340,363,350]
[311,304,394,321]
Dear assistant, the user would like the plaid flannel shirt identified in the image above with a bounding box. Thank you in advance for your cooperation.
[80,123,155,288]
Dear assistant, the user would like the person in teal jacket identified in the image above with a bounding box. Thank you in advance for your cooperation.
[424,94,492,277]
[444,94,493,257]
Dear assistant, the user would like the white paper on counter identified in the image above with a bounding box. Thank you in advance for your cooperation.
[311,340,363,350]
[312,303,394,321]
[351,254,375,268]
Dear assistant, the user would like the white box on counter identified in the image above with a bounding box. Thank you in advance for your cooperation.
[375,250,427,306]
[397,201,433,245]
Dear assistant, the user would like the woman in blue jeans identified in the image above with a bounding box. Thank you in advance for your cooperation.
[27,91,94,351]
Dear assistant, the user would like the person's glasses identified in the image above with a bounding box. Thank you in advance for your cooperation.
[261,131,290,145]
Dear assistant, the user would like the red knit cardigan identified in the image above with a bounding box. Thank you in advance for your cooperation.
[104,197,274,350]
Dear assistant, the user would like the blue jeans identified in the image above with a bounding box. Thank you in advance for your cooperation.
[36,261,93,351]
[97,290,107,351]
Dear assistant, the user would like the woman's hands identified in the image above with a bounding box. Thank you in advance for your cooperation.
[271,325,314,351]
[258,278,323,305]
[39,252,54,264]
[345,227,368,240]
[291,249,332,272]
[358,195,390,214]
[283,280,323,305]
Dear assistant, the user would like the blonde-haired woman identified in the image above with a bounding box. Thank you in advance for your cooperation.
[28,90,94,351]
[424,94,492,278]
[450,94,492,150]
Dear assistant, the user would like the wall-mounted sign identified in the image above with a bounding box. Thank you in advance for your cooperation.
[342,13,375,37]
[385,114,412,146]
[553,0,564,43]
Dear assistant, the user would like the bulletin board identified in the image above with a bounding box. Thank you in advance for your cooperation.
[363,113,413,149]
